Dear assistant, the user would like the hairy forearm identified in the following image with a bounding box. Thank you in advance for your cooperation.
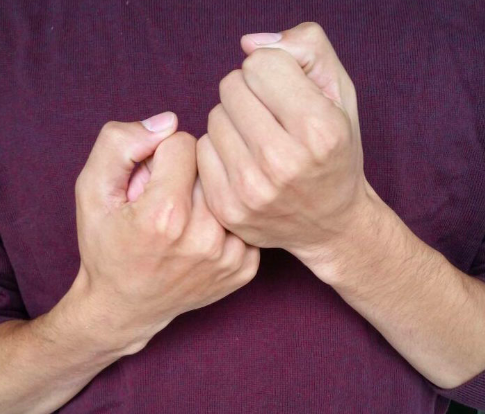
[299,188,485,389]
[0,276,130,414]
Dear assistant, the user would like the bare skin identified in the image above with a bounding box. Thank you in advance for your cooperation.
[197,22,485,389]
[1,21,483,414]
[0,113,259,414]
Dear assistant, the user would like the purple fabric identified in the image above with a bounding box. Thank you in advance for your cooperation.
[0,1,484,412]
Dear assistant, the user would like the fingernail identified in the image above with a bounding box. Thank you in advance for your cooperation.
[245,32,282,45]
[141,112,175,132]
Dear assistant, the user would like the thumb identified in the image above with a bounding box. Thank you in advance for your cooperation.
[80,111,177,206]
[240,22,354,108]
[135,131,198,240]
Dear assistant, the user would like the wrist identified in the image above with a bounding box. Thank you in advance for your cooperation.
[292,182,410,287]
[45,268,164,361]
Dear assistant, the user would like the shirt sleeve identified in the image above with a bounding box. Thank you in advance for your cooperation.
[431,236,485,410]
[0,236,29,324]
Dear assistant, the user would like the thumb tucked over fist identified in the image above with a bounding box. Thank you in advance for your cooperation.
[197,22,374,264]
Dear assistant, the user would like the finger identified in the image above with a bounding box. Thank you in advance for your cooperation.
[240,22,355,109]
[204,108,277,213]
[220,235,260,284]
[196,134,238,223]
[126,153,156,202]
[240,47,341,148]
[183,178,227,255]
[219,70,309,183]
[190,178,224,231]
[136,131,198,238]
[127,161,151,202]
[206,103,261,184]
[80,112,177,205]
[219,70,287,152]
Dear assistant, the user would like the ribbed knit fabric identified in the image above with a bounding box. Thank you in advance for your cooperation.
[0,1,484,413]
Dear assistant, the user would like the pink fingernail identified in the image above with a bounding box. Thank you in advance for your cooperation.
[245,32,282,45]
[141,112,175,132]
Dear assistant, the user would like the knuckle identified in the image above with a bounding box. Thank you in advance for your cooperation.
[237,168,258,196]
[156,201,189,241]
[242,48,285,74]
[323,135,341,155]
[303,114,331,163]
[137,198,189,241]
[246,249,261,276]
[261,147,305,186]
[237,169,276,211]
[219,70,243,99]
[74,173,85,199]
[99,121,125,141]
[346,76,356,94]
[219,238,246,272]
[196,133,209,153]
[207,240,225,261]
[339,73,356,103]
[298,22,325,43]
[171,130,197,145]
[302,106,351,164]
[74,171,95,208]
[239,269,256,285]
[197,226,226,260]
[98,121,136,157]
[305,113,327,138]
[169,131,198,157]
[327,109,353,148]
[241,49,261,73]
[207,104,225,129]
[238,256,259,285]
[218,201,246,227]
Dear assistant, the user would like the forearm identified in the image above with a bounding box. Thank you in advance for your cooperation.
[0,275,132,414]
[298,187,485,389]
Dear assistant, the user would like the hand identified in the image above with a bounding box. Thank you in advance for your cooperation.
[197,22,373,277]
[195,23,485,394]
[74,112,260,353]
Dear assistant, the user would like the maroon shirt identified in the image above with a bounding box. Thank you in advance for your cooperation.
[1,1,484,413]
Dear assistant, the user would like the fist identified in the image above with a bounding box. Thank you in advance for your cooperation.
[75,112,259,353]
[197,22,370,259]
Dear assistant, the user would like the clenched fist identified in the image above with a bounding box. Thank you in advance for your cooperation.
[74,112,259,353]
[197,23,373,281]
